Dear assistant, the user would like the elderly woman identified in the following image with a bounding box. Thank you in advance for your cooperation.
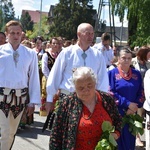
[49,67,122,149]
[108,48,144,150]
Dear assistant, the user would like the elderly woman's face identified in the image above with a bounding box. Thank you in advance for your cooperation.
[118,52,132,67]
[74,76,96,101]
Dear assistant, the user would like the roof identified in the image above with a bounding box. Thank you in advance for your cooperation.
[21,10,48,23]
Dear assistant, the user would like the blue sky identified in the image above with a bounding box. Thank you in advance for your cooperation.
[12,0,99,17]
[12,0,127,27]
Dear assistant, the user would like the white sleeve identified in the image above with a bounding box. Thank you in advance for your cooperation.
[28,50,41,104]
[42,53,49,79]
[143,70,150,111]
[46,50,66,102]
[96,53,109,93]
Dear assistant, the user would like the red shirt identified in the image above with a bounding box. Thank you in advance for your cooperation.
[75,92,112,150]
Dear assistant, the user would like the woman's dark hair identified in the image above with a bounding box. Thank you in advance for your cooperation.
[34,36,44,43]
[136,46,150,62]
[0,32,6,37]
[118,47,133,57]
[49,37,60,44]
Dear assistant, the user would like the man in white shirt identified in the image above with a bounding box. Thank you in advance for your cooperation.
[0,20,41,150]
[93,32,114,68]
[46,23,109,113]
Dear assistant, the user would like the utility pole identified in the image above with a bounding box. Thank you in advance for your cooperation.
[95,0,116,46]
[39,0,42,36]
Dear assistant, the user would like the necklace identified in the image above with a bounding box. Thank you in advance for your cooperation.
[118,66,132,80]
[82,111,93,120]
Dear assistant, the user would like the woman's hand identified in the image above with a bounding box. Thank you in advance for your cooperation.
[128,102,138,113]
[111,133,119,140]
[126,108,135,115]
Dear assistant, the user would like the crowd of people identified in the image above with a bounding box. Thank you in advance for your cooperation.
[0,20,150,150]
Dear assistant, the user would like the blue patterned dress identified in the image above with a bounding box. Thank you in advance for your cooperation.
[108,67,144,150]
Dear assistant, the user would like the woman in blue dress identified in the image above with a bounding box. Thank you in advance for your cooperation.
[108,48,144,150]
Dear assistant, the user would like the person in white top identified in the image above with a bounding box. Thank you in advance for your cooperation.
[143,69,150,150]
[0,20,41,150]
[33,36,45,60]
[40,37,60,116]
[46,23,109,113]
[93,32,114,68]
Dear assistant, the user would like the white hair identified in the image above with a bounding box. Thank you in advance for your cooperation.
[72,67,97,84]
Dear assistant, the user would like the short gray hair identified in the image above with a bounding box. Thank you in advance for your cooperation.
[72,67,96,84]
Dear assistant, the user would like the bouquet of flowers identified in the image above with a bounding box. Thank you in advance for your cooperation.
[95,121,117,150]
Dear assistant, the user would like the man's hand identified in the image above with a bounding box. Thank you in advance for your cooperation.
[45,102,54,115]
[26,106,35,116]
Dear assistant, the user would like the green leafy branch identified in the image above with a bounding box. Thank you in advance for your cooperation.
[122,114,144,136]
[95,121,117,150]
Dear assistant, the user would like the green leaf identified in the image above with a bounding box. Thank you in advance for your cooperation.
[95,121,117,150]
[102,121,114,132]
[134,120,143,128]
[122,114,144,136]
[109,134,118,147]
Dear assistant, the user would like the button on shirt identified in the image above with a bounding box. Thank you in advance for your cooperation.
[46,44,109,102]
[0,43,41,104]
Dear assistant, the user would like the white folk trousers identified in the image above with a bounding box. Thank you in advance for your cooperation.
[0,88,27,150]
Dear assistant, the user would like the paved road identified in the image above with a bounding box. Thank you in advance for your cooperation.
[12,106,50,150]
[12,106,146,150]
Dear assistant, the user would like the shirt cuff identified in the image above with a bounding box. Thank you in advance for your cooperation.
[47,94,54,102]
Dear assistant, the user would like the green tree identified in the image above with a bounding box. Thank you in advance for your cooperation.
[0,7,3,30]
[49,0,96,40]
[20,11,34,31]
[111,0,150,47]
[0,0,15,31]
[27,15,50,40]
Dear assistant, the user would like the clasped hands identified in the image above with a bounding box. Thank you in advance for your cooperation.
[126,102,138,115]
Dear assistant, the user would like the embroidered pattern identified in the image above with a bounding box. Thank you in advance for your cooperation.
[0,89,28,118]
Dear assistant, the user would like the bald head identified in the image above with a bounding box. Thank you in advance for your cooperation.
[77,23,93,33]
[77,23,94,50]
